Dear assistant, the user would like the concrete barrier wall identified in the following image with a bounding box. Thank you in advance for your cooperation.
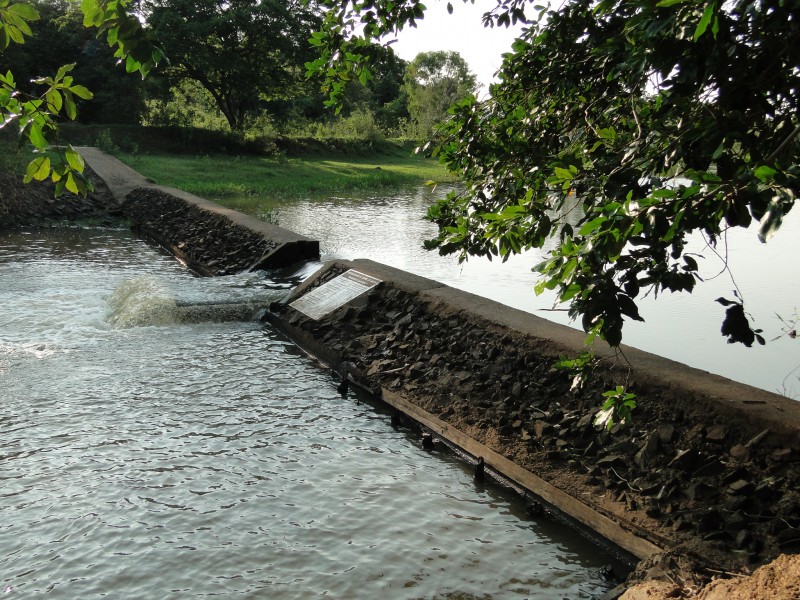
[269,259,800,577]
[72,149,800,585]
[78,147,319,275]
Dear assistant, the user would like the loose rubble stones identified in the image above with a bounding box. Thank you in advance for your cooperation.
[122,188,281,276]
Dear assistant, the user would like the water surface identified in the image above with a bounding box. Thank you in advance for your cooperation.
[1,227,616,598]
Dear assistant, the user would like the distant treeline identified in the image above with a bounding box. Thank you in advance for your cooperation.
[0,0,477,144]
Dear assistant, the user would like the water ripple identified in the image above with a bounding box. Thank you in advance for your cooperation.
[1,228,615,598]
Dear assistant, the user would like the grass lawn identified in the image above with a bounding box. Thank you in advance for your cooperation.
[114,145,458,209]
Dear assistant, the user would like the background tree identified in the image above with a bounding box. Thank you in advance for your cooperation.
[0,0,146,124]
[145,0,322,131]
[310,0,800,350]
[337,43,408,132]
[0,0,161,192]
[402,50,475,138]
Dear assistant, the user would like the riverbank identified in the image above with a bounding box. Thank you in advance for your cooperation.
[55,123,458,206]
[110,148,456,211]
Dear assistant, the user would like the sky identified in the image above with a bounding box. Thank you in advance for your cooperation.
[385,1,527,92]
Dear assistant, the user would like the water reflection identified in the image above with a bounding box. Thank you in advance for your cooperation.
[234,188,800,397]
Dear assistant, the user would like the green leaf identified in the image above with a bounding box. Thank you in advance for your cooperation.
[68,84,92,100]
[6,25,24,44]
[65,171,79,195]
[45,89,62,112]
[694,2,715,41]
[578,216,606,235]
[23,155,50,183]
[597,127,616,140]
[54,63,75,82]
[64,146,84,172]
[656,0,689,6]
[554,167,574,181]
[753,165,776,182]
[125,54,139,74]
[28,121,47,149]
[63,91,76,120]
[7,3,39,20]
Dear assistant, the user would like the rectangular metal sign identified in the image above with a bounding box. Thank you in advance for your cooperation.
[289,269,382,320]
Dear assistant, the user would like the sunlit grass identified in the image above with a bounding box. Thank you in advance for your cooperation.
[115,149,458,206]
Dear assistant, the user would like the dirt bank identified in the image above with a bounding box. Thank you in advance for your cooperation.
[269,260,800,596]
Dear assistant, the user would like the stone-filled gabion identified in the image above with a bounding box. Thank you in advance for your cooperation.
[273,265,800,577]
[123,188,281,276]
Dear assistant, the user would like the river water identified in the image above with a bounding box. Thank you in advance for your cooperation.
[0,227,616,598]
[227,188,800,397]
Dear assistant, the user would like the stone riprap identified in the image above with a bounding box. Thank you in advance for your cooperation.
[77,147,320,276]
[2,148,320,275]
[0,169,119,229]
[122,187,283,276]
[269,258,800,582]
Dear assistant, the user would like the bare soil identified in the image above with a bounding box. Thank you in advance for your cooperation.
[621,553,800,598]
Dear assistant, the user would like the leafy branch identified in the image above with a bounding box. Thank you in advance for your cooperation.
[0,0,161,193]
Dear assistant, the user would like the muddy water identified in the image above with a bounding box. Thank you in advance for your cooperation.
[235,188,800,397]
[0,228,616,598]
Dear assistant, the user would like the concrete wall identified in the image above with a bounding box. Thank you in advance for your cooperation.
[79,147,319,275]
[270,259,800,576]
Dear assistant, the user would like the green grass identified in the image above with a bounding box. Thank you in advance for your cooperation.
[3,124,458,212]
[115,146,457,207]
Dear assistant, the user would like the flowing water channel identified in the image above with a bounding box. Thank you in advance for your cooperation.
[1,227,618,598]
[228,187,800,397]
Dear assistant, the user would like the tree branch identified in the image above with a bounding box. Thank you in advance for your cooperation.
[766,122,800,164]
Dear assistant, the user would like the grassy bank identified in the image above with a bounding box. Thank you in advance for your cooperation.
[116,148,456,203]
[3,125,458,209]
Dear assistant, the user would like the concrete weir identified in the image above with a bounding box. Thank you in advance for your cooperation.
[267,259,800,586]
[78,147,319,275]
[74,151,800,591]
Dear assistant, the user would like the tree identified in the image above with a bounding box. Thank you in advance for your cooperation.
[0,0,146,125]
[310,0,800,350]
[337,42,408,131]
[402,50,476,138]
[145,0,322,131]
[0,0,161,193]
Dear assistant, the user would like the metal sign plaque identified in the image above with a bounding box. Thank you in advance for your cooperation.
[289,269,381,320]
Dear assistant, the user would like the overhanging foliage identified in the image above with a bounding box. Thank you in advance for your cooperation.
[311,0,800,348]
